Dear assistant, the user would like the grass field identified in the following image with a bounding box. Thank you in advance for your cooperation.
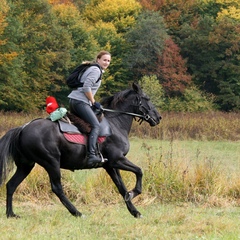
[0,138,240,240]
[0,202,240,240]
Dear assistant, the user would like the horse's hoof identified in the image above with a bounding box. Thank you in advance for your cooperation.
[124,191,133,201]
[135,213,143,219]
[7,213,20,219]
[73,211,82,217]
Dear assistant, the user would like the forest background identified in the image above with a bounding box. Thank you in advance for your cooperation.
[0,0,239,113]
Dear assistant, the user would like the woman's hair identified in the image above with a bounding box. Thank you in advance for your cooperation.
[96,50,111,60]
[82,51,111,64]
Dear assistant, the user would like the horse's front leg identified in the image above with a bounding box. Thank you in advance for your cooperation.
[123,163,143,202]
[111,157,143,201]
[104,167,142,218]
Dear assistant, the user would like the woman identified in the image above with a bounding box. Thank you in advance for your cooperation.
[68,50,111,166]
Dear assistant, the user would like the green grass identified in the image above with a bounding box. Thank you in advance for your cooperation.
[129,138,240,172]
[0,202,240,239]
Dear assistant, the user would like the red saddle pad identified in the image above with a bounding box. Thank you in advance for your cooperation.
[63,133,87,144]
[63,133,106,145]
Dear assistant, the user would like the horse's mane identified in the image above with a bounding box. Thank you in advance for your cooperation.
[101,89,134,108]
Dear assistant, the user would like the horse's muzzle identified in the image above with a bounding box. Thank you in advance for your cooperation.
[147,112,161,126]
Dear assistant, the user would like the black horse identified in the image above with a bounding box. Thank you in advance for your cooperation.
[0,83,161,218]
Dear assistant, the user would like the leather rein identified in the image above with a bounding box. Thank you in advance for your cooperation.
[102,107,150,121]
[101,95,157,125]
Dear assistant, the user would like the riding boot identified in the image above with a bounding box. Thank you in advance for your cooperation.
[87,153,102,164]
[87,133,102,165]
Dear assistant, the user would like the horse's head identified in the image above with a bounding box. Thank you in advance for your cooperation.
[131,82,161,126]
[101,82,162,126]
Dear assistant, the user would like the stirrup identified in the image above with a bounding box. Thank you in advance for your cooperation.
[86,153,107,168]
[95,143,108,163]
[98,152,108,163]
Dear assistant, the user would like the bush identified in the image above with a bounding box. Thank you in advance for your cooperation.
[140,75,165,109]
[141,76,216,112]
[164,86,216,112]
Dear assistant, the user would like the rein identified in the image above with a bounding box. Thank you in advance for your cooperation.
[101,93,158,125]
[102,108,151,124]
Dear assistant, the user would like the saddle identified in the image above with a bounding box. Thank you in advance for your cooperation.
[58,112,111,145]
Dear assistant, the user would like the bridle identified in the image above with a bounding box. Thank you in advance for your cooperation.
[102,95,157,125]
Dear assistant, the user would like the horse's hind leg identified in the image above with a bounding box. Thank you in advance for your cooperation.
[6,163,34,218]
[43,164,82,217]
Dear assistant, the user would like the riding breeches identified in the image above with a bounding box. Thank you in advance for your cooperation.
[69,99,100,155]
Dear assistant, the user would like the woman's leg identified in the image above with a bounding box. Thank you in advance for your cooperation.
[70,99,102,164]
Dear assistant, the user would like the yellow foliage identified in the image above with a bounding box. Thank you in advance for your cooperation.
[206,0,240,20]
[0,0,15,65]
[200,0,240,20]
[51,1,79,17]
[217,6,240,20]
[0,52,18,65]
[84,0,141,29]
[95,21,116,31]
[216,0,240,4]
[0,0,9,36]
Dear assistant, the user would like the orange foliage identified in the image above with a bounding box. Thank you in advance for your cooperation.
[138,0,197,30]
[158,38,192,96]
[137,37,192,97]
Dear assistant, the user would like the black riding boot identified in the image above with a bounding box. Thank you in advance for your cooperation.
[87,133,102,165]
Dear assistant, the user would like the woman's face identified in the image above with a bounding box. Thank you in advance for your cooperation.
[97,54,111,70]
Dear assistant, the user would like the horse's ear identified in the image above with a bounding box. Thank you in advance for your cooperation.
[132,82,143,94]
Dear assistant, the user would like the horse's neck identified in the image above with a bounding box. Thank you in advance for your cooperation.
[108,114,134,136]
[120,115,134,134]
[105,101,137,135]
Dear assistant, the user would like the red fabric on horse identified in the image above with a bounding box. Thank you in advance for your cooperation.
[63,133,87,144]
[63,133,106,145]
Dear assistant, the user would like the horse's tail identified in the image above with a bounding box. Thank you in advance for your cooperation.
[0,127,23,186]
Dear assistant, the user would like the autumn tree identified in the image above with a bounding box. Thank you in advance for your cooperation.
[83,0,142,95]
[138,0,240,111]
[0,0,74,111]
[157,38,192,97]
[138,0,199,33]
[0,0,16,66]
[178,15,240,111]
[0,0,101,110]
[0,0,19,109]
[125,10,191,96]
[125,10,167,80]
[49,1,101,104]
[83,0,141,33]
